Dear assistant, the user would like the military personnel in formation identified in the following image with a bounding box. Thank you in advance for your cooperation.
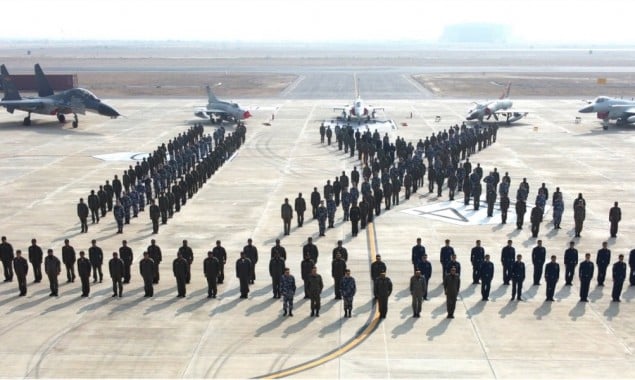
[573,193,586,237]
[410,270,426,318]
[630,249,635,286]
[112,174,122,200]
[310,187,321,219]
[444,266,460,319]
[416,254,432,300]
[501,240,515,285]
[139,252,155,297]
[28,239,43,283]
[294,193,306,227]
[303,237,319,264]
[612,254,627,302]
[326,196,337,228]
[158,192,168,225]
[531,240,546,286]
[212,240,227,284]
[173,252,188,298]
[470,240,484,284]
[500,193,510,224]
[359,198,369,230]
[412,238,426,273]
[301,253,314,299]
[44,249,61,296]
[178,240,194,284]
[147,239,162,284]
[204,251,220,298]
[88,239,104,283]
[281,198,293,235]
[440,239,454,276]
[269,252,285,299]
[579,253,594,302]
[317,200,327,236]
[77,198,89,233]
[88,190,100,224]
[271,239,287,261]
[149,199,160,234]
[240,239,257,284]
[544,255,560,301]
[109,252,125,297]
[445,254,461,276]
[371,255,387,282]
[326,126,333,145]
[104,180,114,211]
[510,255,525,301]
[331,253,347,300]
[341,269,356,318]
[332,241,348,262]
[77,251,91,297]
[13,250,28,296]
[62,239,76,283]
[596,242,611,286]
[236,251,252,299]
[552,192,564,229]
[113,200,125,234]
[564,241,578,286]
[349,202,361,237]
[280,268,296,317]
[120,192,132,224]
[609,201,621,238]
[479,255,494,301]
[530,205,543,238]
[118,240,133,284]
[374,271,393,319]
[307,266,324,317]
[515,199,526,230]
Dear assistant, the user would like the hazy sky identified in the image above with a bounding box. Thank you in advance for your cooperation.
[2,0,633,44]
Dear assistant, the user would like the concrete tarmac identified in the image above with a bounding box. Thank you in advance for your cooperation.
[0,98,633,379]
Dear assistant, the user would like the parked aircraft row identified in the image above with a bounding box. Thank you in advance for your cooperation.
[0,65,629,130]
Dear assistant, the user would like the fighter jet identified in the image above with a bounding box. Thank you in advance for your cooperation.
[466,83,527,125]
[194,85,251,124]
[578,96,635,130]
[334,96,384,124]
[0,64,120,128]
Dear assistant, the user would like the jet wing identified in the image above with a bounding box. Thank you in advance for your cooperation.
[333,106,349,111]
[0,99,45,112]
[609,105,635,118]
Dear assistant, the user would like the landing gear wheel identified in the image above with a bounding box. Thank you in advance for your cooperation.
[57,114,66,123]
[72,121,78,128]
[23,117,31,126]
[603,125,609,130]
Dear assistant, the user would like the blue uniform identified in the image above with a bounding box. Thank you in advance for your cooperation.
[129,190,139,217]
[544,262,559,301]
[564,248,578,285]
[501,246,515,284]
[317,206,327,236]
[411,244,426,271]
[470,246,485,284]
[120,194,132,224]
[479,261,494,300]
[340,275,356,316]
[136,183,146,211]
[612,261,627,301]
[280,274,296,314]
[579,260,594,301]
[113,204,125,233]
[511,261,525,300]
[326,199,336,228]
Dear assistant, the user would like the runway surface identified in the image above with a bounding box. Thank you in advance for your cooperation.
[0,94,633,378]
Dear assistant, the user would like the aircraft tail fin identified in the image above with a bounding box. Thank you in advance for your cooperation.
[206,85,219,104]
[0,64,22,101]
[34,63,54,97]
[500,82,511,99]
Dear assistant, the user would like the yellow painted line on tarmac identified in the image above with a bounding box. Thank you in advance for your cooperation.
[255,222,380,379]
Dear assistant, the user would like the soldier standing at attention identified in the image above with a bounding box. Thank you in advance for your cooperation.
[331,253,347,300]
[294,193,306,227]
[444,266,460,319]
[173,252,188,298]
[544,255,559,301]
[470,240,484,284]
[612,254,627,302]
[609,201,621,238]
[281,198,293,236]
[147,239,162,284]
[410,270,426,318]
[573,193,586,237]
[280,268,296,317]
[269,252,285,299]
[13,250,28,296]
[579,253,594,302]
[28,239,43,283]
[317,200,328,236]
[531,240,546,286]
[139,252,155,297]
[178,240,194,284]
[340,269,356,318]
[307,266,324,317]
[119,240,133,284]
[44,249,61,296]
[479,255,494,301]
[501,240,515,285]
[510,254,525,301]
[440,239,454,276]
[596,242,611,286]
[109,252,125,297]
[349,202,360,237]
[236,251,252,299]
[113,200,125,234]
[62,239,76,283]
[149,199,160,234]
[243,238,258,284]
[374,271,393,319]
[310,187,321,219]
[77,198,89,233]
[411,238,426,273]
[204,251,220,298]
[212,240,227,284]
[88,239,104,283]
[564,241,578,286]
[301,253,314,299]
[77,251,91,297]
[88,190,100,224]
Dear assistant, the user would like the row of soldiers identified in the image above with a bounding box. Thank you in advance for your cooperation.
[77,123,247,234]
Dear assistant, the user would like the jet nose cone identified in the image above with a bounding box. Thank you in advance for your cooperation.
[99,103,120,118]
[578,105,594,113]
[243,110,251,119]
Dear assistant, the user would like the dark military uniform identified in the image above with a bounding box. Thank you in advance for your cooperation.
[77,255,91,297]
[609,203,621,238]
[307,273,324,316]
[564,247,578,285]
[470,245,484,284]
[119,244,133,283]
[444,272,460,318]
[349,203,361,236]
[531,245,546,285]
[44,253,61,296]
[204,255,220,298]
[480,260,494,300]
[301,257,314,299]
[331,257,347,299]
[545,260,559,301]
[410,273,426,317]
[13,255,28,296]
[511,260,525,300]
[212,244,227,283]
[147,243,162,284]
[243,243,258,284]
[596,247,611,286]
[294,195,306,227]
[28,243,43,282]
[269,256,285,298]
[88,245,104,282]
[62,243,76,282]
[109,256,125,297]
[501,245,515,285]
[178,244,194,284]
[173,256,188,297]
[236,257,252,298]
[139,256,155,297]
[374,275,392,319]
[341,274,356,317]
[579,259,594,302]
[280,273,296,316]
[612,259,627,301]
[0,239,15,281]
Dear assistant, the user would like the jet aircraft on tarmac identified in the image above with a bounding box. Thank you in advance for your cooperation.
[0,64,120,127]
[466,83,527,124]
[194,85,252,124]
[578,96,635,129]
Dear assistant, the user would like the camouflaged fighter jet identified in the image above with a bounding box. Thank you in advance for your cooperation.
[0,64,120,128]
[194,85,251,124]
